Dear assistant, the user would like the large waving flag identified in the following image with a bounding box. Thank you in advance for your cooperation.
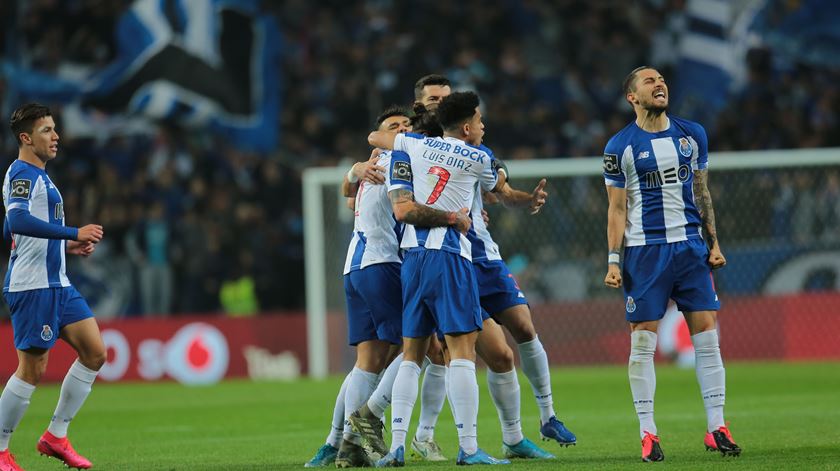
[3,0,282,152]
[671,0,737,126]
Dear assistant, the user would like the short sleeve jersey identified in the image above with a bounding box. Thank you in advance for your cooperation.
[3,160,71,292]
[343,151,403,274]
[466,144,501,262]
[387,133,497,261]
[603,116,708,247]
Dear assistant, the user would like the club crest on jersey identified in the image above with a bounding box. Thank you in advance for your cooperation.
[678,137,692,157]
[626,296,637,313]
[40,325,54,341]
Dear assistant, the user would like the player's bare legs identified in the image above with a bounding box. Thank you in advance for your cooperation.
[683,311,740,456]
[411,336,447,461]
[493,305,576,446]
[35,318,105,470]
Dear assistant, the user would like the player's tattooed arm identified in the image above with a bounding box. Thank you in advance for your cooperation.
[390,189,471,233]
[693,169,726,268]
[693,169,718,246]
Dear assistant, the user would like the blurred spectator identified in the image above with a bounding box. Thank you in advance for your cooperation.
[0,0,838,316]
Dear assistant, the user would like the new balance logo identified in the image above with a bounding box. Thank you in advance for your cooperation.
[393,418,403,424]
[456,423,464,429]
[637,151,649,160]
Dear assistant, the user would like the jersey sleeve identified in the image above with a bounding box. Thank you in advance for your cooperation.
[603,136,626,188]
[386,150,414,193]
[5,166,37,212]
[479,145,499,192]
[690,123,709,170]
[393,132,426,155]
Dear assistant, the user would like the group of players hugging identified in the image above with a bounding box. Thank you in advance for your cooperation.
[305,67,741,468]
[0,65,743,471]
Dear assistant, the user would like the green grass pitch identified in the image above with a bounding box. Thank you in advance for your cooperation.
[6,361,839,470]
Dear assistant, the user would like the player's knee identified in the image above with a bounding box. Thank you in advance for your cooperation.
[485,345,515,373]
[81,349,107,371]
[507,319,536,344]
[497,306,536,343]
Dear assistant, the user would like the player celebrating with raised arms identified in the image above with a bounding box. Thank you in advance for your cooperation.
[603,67,741,462]
[368,91,509,466]
[0,103,106,471]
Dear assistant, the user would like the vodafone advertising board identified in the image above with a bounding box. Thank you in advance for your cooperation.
[0,314,307,384]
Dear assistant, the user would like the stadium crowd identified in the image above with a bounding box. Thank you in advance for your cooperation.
[0,0,838,316]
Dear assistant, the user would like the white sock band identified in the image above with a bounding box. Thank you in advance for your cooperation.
[0,376,36,451]
[487,368,523,446]
[692,329,726,432]
[326,372,351,448]
[390,361,421,452]
[416,363,446,442]
[48,360,99,438]
[518,336,555,423]
[368,353,403,418]
[629,330,657,439]
[448,359,479,455]
[343,367,379,443]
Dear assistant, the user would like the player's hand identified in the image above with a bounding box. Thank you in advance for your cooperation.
[352,151,386,185]
[67,240,95,257]
[708,246,726,269]
[481,209,490,227]
[451,208,472,234]
[529,179,548,215]
[604,264,622,288]
[77,224,103,243]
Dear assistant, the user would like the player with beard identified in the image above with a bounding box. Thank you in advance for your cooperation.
[603,66,740,462]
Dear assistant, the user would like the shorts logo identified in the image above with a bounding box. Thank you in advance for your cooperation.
[678,137,693,157]
[637,151,649,160]
[626,296,637,313]
[40,325,54,341]
[603,153,620,175]
[11,179,31,199]
[392,161,412,181]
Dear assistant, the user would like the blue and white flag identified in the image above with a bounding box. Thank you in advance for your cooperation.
[671,0,736,126]
[3,0,282,152]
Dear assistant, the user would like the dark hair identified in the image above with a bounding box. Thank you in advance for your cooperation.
[622,66,654,96]
[10,103,52,145]
[375,105,411,129]
[414,74,451,101]
[410,103,443,137]
[436,91,479,132]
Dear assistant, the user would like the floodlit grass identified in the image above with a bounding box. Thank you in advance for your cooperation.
[6,361,839,470]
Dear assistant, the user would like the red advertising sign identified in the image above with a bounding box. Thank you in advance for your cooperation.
[0,314,308,384]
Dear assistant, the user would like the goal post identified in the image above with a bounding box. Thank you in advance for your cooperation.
[303,148,840,378]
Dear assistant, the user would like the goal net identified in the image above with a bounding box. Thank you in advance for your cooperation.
[303,148,840,378]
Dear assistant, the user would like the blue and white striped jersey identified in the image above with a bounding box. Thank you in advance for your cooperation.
[388,133,498,261]
[603,116,707,247]
[467,144,501,262]
[3,160,71,292]
[343,151,403,274]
